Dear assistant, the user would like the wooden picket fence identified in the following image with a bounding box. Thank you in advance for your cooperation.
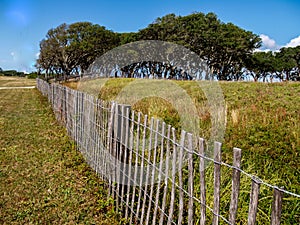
[36,78,299,225]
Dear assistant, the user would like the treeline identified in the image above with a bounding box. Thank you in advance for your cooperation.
[36,12,300,81]
[0,68,38,79]
[0,69,25,77]
[0,68,37,79]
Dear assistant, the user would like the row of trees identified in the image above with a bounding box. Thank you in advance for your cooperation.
[36,12,300,81]
[0,68,38,79]
[246,47,300,81]
[0,68,26,77]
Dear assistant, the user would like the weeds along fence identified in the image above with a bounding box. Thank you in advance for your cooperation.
[36,78,299,225]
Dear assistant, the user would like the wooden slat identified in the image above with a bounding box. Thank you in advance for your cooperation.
[125,109,134,220]
[247,177,261,225]
[178,130,186,225]
[166,128,177,225]
[198,138,206,225]
[129,112,140,225]
[229,148,242,224]
[187,133,194,225]
[114,104,120,209]
[140,117,154,224]
[107,102,116,197]
[120,105,130,212]
[212,142,222,225]
[270,187,284,225]
[159,125,172,225]
[152,123,167,225]
[135,115,148,223]
[146,121,164,224]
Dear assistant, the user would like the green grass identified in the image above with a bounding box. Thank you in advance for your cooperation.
[67,78,300,224]
[82,79,299,180]
[0,78,120,224]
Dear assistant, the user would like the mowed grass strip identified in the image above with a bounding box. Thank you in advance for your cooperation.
[0,76,36,87]
[0,88,119,224]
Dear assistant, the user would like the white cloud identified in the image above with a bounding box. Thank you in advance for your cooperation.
[254,48,274,53]
[257,34,300,52]
[259,34,278,51]
[285,36,300,48]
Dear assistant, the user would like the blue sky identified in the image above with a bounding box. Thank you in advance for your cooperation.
[1,0,300,72]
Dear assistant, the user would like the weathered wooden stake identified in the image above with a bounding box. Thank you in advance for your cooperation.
[229,147,242,224]
[270,187,284,225]
[247,177,261,225]
[213,142,222,225]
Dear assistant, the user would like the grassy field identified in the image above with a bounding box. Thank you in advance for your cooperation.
[0,76,36,87]
[67,78,300,223]
[0,77,119,224]
[72,78,299,182]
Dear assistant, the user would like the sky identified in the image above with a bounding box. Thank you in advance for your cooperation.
[1,0,300,72]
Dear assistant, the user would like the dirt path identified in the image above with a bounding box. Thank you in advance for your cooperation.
[0,86,35,89]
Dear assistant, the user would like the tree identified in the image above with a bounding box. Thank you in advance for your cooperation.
[245,51,277,82]
[275,47,300,81]
[136,12,261,80]
[119,32,139,45]
[36,12,268,81]
[36,22,119,79]
[212,22,261,80]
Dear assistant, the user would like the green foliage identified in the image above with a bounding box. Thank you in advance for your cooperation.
[0,70,25,77]
[36,22,119,78]
[36,12,300,81]
[246,46,300,82]
[137,12,261,80]
[26,72,39,79]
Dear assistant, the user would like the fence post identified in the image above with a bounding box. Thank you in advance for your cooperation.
[198,138,206,225]
[125,109,135,220]
[120,106,131,214]
[145,119,163,225]
[107,102,116,198]
[166,128,177,225]
[129,112,141,225]
[152,122,168,225]
[213,142,222,225]
[187,133,194,225]
[229,147,242,224]
[177,130,186,225]
[113,103,131,211]
[247,177,261,225]
[140,117,155,225]
[135,114,148,223]
[270,187,284,225]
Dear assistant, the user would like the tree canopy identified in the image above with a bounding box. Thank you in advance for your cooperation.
[36,12,300,82]
[36,22,119,79]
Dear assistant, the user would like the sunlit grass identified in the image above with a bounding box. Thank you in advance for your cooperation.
[0,76,36,87]
[65,78,300,224]
[0,79,120,224]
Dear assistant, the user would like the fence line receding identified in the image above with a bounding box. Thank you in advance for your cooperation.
[36,78,299,225]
